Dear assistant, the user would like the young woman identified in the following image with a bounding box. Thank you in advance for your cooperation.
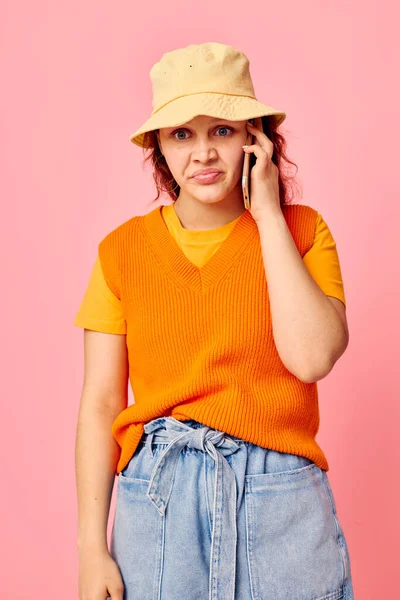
[75,42,355,600]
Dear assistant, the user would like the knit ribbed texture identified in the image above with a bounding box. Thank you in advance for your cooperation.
[98,203,329,475]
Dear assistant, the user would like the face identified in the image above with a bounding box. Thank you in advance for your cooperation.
[156,115,249,205]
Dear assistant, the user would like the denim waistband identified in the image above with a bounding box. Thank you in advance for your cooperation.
[139,417,247,444]
[139,416,243,600]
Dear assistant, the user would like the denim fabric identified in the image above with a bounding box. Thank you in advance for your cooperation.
[109,416,354,600]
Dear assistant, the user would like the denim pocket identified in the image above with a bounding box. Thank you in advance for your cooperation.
[321,470,352,588]
[245,461,346,600]
[119,441,169,482]
[109,443,169,600]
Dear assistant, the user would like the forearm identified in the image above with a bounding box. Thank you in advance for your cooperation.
[75,400,120,553]
[257,209,347,382]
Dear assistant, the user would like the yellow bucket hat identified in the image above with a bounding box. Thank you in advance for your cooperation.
[129,41,286,148]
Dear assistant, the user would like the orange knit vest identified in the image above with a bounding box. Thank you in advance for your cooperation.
[98,203,329,475]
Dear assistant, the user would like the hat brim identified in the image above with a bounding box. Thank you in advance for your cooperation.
[128,93,286,148]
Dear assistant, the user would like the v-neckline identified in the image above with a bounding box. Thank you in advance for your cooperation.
[140,204,258,293]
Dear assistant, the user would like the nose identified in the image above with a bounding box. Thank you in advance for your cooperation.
[192,139,218,160]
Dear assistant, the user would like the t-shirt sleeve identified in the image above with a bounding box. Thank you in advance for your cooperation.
[73,254,127,334]
[302,213,346,307]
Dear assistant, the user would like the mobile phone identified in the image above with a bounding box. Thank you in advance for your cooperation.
[241,119,256,209]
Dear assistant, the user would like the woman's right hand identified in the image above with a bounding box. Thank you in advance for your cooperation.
[78,547,124,600]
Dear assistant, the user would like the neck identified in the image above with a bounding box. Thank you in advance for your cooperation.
[172,188,246,230]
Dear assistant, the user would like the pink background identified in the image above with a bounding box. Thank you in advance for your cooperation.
[2,1,399,598]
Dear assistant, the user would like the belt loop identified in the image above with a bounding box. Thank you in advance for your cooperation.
[146,431,155,458]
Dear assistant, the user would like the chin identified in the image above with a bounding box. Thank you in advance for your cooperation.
[194,192,228,203]
[192,183,232,199]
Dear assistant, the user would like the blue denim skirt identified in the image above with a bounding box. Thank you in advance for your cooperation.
[109,416,354,600]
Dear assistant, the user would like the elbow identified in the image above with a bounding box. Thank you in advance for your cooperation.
[296,362,334,384]
[297,335,350,384]
[286,358,333,384]
[280,324,350,384]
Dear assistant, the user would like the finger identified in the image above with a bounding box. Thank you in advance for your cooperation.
[246,122,273,158]
[247,116,262,129]
[253,116,263,130]
[243,143,271,163]
[242,144,270,163]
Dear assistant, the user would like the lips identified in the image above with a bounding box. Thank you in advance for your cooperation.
[192,171,222,183]
[191,168,222,177]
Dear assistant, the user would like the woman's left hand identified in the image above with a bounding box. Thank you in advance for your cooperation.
[243,117,282,223]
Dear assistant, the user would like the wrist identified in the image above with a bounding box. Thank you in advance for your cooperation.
[253,206,284,226]
[77,537,109,554]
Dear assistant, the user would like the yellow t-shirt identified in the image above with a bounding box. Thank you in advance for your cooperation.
[74,203,346,334]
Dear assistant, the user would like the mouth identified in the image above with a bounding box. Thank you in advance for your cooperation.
[192,172,223,184]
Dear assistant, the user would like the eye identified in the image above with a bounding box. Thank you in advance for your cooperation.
[216,126,234,137]
[171,126,234,140]
[173,130,189,140]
